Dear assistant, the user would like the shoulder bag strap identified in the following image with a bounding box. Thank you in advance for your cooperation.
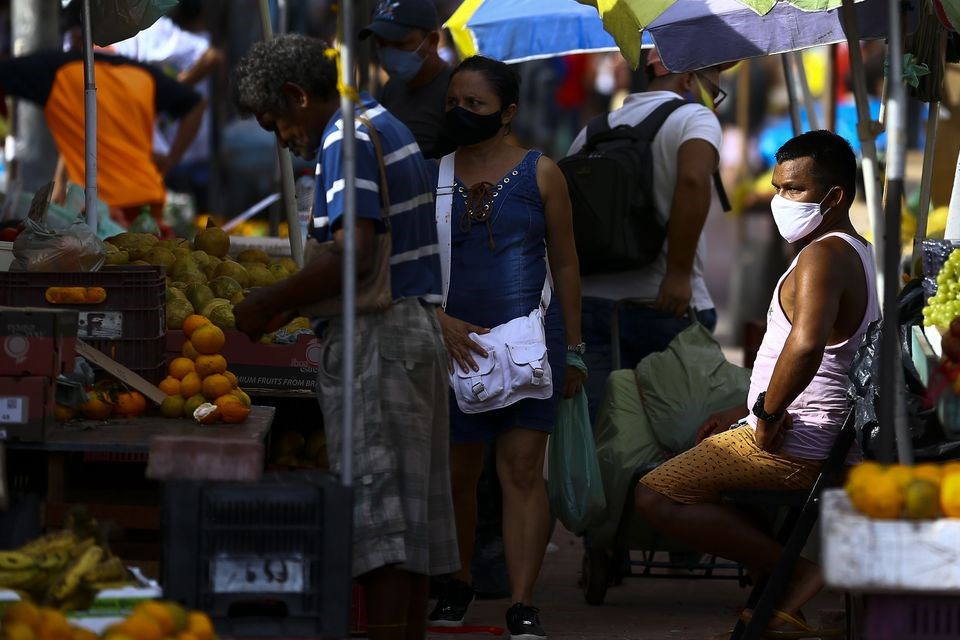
[357,114,391,228]
[630,98,687,140]
[436,152,456,309]
[583,113,612,150]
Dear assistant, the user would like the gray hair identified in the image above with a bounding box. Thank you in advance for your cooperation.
[232,34,338,117]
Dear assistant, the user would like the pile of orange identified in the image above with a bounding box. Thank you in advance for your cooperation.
[158,314,251,424]
[103,602,214,640]
[845,461,960,520]
[1,601,96,640]
[74,388,147,422]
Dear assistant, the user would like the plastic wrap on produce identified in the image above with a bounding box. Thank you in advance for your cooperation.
[921,239,960,297]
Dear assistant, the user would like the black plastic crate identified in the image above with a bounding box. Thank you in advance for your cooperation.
[161,471,353,638]
[865,594,960,640]
[0,266,165,339]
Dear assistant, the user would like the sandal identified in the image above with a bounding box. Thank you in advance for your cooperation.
[738,609,845,639]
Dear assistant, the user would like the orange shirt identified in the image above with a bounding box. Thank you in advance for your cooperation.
[0,51,201,209]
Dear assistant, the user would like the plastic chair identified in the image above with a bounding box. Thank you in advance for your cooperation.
[723,410,857,640]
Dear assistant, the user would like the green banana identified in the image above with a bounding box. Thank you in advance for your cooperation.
[35,550,71,571]
[0,568,40,588]
[82,556,128,584]
[47,544,103,604]
[0,551,36,571]
[18,530,79,556]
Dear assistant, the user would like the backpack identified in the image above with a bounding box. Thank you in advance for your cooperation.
[559,99,685,275]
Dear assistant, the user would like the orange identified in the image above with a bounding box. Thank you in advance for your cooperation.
[72,629,97,640]
[195,354,227,378]
[161,602,188,634]
[223,370,238,388]
[169,357,196,380]
[943,473,960,518]
[118,614,163,640]
[158,376,181,396]
[160,395,185,419]
[186,612,214,640]
[35,611,71,640]
[180,372,203,398]
[176,633,199,640]
[202,374,232,400]
[181,340,200,359]
[183,394,206,418]
[134,601,175,636]
[4,600,41,626]
[54,403,76,422]
[114,391,147,418]
[231,388,252,409]
[4,622,36,640]
[79,390,113,420]
[190,324,226,355]
[182,314,211,338]
[221,402,250,424]
[215,394,242,410]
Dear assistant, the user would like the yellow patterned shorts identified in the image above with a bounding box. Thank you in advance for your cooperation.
[638,424,822,504]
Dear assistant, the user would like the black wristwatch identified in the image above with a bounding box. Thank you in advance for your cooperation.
[752,392,781,423]
[567,342,587,356]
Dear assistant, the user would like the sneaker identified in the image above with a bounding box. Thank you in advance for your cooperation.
[427,578,474,627]
[505,602,546,640]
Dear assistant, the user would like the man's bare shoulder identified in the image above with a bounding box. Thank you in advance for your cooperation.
[794,234,865,289]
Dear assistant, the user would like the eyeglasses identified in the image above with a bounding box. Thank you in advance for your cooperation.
[696,73,728,109]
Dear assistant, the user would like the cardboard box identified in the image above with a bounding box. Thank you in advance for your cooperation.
[0,376,55,442]
[0,307,78,377]
[822,489,960,592]
[167,330,319,395]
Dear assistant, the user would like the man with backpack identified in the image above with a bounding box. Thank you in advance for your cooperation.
[564,47,732,418]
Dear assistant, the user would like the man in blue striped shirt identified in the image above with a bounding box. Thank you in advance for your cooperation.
[231,35,458,640]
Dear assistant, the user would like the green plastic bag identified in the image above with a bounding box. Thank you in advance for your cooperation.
[548,388,607,534]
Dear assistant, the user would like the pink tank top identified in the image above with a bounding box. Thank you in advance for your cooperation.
[746,232,880,461]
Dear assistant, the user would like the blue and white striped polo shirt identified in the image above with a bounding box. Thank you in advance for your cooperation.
[311,94,442,304]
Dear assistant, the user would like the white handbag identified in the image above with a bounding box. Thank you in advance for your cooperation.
[437,152,554,414]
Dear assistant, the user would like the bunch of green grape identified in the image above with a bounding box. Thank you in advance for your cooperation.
[924,248,960,328]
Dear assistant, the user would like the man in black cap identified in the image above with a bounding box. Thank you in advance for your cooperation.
[360,0,453,158]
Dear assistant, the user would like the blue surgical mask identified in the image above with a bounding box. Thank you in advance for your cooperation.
[379,39,426,82]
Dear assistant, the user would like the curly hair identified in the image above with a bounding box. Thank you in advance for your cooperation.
[232,34,339,117]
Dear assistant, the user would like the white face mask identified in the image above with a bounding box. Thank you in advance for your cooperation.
[770,188,837,243]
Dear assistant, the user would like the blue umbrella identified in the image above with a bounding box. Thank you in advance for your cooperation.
[446,0,654,64]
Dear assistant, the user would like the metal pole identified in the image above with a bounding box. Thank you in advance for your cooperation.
[339,1,357,489]
[257,0,305,267]
[81,0,97,234]
[792,51,820,131]
[841,0,884,280]
[913,102,939,262]
[826,44,838,132]
[782,54,803,136]
[880,0,911,464]
[10,0,59,193]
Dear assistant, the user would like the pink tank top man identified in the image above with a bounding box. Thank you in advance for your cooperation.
[746,231,880,462]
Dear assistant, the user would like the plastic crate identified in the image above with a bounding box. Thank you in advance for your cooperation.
[864,594,960,640]
[0,266,166,380]
[161,471,353,638]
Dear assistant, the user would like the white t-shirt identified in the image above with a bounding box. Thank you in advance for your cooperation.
[567,90,723,310]
[111,17,211,163]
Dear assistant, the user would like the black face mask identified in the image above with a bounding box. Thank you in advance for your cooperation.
[442,106,504,146]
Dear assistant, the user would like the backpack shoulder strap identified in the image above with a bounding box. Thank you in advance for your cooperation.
[582,114,612,149]
[630,98,687,141]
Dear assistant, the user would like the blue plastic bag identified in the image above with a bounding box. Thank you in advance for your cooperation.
[548,388,606,534]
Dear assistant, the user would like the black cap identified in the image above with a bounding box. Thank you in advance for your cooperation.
[359,0,439,41]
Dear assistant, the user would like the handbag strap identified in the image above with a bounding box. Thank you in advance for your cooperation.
[436,151,552,312]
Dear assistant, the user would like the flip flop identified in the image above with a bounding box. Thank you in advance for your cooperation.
[738,609,845,639]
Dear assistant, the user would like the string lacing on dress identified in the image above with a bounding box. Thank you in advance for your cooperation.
[460,181,496,250]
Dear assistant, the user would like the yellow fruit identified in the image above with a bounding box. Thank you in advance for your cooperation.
[183,394,206,419]
[904,478,940,519]
[182,314,211,338]
[71,629,97,640]
[186,612,214,640]
[202,374,232,400]
[231,388,251,408]
[3,622,35,640]
[169,357,196,380]
[942,473,960,517]
[4,600,41,626]
[160,395,185,419]
[135,601,175,636]
[852,472,903,519]
[119,613,163,640]
[158,376,181,396]
[193,226,230,259]
[195,354,228,378]
[887,464,913,490]
[191,324,226,355]
[943,462,960,477]
[180,372,203,398]
[223,371,238,388]
[182,340,200,359]
[162,602,188,633]
[914,463,943,486]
